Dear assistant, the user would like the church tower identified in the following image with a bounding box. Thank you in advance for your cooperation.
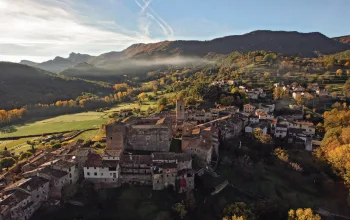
[176,99,185,121]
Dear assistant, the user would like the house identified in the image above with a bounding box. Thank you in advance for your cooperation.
[243,104,256,114]
[275,124,288,138]
[246,91,259,100]
[50,159,79,184]
[316,89,329,96]
[0,190,32,220]
[292,92,303,100]
[245,122,269,136]
[249,116,259,124]
[3,176,50,219]
[280,120,315,135]
[84,153,120,186]
[182,126,219,165]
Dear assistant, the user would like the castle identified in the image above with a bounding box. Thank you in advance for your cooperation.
[83,99,244,191]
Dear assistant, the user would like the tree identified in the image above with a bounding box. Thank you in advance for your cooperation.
[324,56,335,69]
[0,157,16,169]
[343,79,350,98]
[223,202,255,220]
[288,208,321,220]
[263,72,271,78]
[137,92,148,103]
[173,201,187,219]
[158,97,168,106]
[19,152,33,160]
[336,69,343,77]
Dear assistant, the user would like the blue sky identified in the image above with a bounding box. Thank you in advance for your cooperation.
[0,0,349,62]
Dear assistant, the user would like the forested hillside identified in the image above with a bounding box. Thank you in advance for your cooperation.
[0,62,112,109]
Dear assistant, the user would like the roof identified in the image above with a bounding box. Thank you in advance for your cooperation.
[176,153,192,162]
[276,124,288,128]
[53,159,76,169]
[120,154,152,164]
[0,190,30,207]
[103,149,122,157]
[84,153,102,167]
[288,128,305,134]
[151,152,176,161]
[39,166,68,179]
[76,148,91,157]
[101,160,119,167]
[158,163,177,169]
[182,137,213,151]
[5,176,49,193]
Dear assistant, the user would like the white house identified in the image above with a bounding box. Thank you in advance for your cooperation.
[245,122,268,136]
[275,124,288,138]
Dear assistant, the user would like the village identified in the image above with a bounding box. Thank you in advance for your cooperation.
[0,79,326,220]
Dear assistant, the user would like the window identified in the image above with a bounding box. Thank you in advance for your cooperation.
[69,168,71,172]
[69,174,72,178]
[87,172,90,176]
[110,137,113,140]
[70,180,72,184]
[101,173,103,176]
[94,172,97,176]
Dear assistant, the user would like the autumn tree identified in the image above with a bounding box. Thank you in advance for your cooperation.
[137,92,148,103]
[173,201,187,219]
[263,72,271,78]
[288,208,321,220]
[223,202,255,220]
[336,69,343,77]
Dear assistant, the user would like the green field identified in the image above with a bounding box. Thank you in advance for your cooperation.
[0,112,108,138]
[0,137,37,155]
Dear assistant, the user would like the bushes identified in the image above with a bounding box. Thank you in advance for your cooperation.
[51,143,62,149]
[19,152,33,160]
[0,157,16,169]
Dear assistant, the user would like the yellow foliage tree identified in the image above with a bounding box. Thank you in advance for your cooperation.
[288,208,321,220]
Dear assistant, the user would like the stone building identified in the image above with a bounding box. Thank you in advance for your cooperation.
[0,190,32,220]
[2,176,50,220]
[106,116,172,152]
[182,126,219,165]
[176,99,185,121]
[119,154,152,185]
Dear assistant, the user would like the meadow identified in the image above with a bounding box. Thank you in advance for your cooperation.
[0,111,108,138]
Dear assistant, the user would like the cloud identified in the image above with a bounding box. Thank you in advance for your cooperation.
[0,0,157,62]
[135,0,174,39]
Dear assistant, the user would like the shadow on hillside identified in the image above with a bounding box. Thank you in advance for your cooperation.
[0,126,18,134]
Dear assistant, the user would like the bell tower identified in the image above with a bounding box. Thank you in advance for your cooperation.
[176,99,185,121]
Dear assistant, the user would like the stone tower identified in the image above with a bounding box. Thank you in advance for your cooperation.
[176,99,185,121]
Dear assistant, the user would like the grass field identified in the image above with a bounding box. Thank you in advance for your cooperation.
[0,112,108,138]
[0,137,38,155]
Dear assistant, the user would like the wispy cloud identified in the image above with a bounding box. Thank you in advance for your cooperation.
[0,0,157,62]
[135,0,174,39]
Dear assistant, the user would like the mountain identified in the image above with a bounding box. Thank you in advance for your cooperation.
[67,52,95,63]
[333,35,350,45]
[0,62,112,109]
[89,30,350,63]
[20,60,39,66]
[20,53,95,73]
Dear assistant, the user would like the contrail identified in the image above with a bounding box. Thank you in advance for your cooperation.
[135,0,173,39]
[141,0,173,38]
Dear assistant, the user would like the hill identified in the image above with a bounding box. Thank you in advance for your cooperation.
[0,62,112,109]
[333,35,350,45]
[20,53,95,73]
[91,30,350,62]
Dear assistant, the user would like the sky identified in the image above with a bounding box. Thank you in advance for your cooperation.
[0,0,349,62]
